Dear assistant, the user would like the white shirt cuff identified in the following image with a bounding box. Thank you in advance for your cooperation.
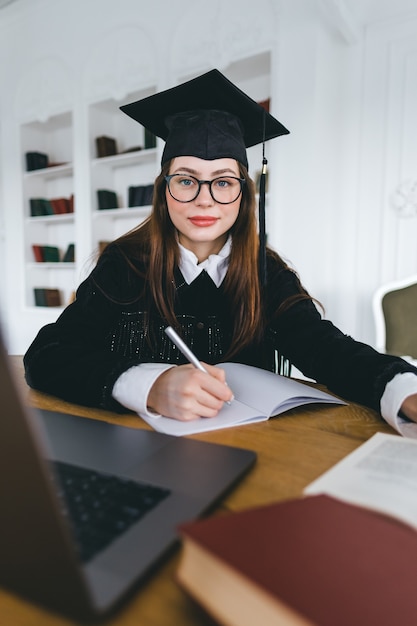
[380,372,417,437]
[112,363,176,418]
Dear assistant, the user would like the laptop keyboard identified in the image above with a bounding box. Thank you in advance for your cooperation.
[51,460,171,563]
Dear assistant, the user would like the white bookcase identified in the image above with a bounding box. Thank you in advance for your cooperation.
[88,87,158,254]
[16,52,272,325]
[21,112,76,308]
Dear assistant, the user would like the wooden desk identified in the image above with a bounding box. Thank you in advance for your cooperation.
[4,357,396,626]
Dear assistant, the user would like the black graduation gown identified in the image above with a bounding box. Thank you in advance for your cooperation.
[24,243,417,415]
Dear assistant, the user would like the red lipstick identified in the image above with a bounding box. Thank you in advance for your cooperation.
[188,216,218,227]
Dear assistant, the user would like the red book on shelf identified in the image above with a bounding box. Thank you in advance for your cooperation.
[50,198,70,214]
[177,495,417,626]
[31,245,44,262]
[44,288,61,306]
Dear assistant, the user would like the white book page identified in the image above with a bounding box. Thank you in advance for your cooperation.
[219,363,343,416]
[141,363,344,437]
[140,399,266,436]
[305,432,417,530]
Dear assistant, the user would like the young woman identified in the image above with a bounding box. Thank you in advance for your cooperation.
[24,70,417,432]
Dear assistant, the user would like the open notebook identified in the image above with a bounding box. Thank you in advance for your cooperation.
[141,362,345,436]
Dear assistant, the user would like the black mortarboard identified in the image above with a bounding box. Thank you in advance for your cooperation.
[120,69,288,167]
[120,69,290,283]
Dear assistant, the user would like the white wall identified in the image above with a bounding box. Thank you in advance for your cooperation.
[1,0,417,353]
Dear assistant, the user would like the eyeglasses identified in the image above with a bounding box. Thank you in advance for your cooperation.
[165,174,245,204]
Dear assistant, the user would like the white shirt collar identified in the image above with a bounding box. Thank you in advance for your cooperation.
[179,237,231,287]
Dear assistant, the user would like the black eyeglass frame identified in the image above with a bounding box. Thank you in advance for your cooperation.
[164,174,246,204]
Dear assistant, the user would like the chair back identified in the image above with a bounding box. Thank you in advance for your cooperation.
[373,275,417,358]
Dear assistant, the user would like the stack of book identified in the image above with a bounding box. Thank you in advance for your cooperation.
[177,433,417,626]
[29,196,74,216]
[33,288,62,307]
[32,243,75,263]
[128,184,154,207]
[25,152,68,171]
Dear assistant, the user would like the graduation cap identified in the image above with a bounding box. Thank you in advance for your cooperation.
[120,69,290,284]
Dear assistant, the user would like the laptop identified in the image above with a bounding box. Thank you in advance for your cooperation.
[0,332,256,621]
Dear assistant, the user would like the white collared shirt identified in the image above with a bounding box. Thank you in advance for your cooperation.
[178,236,231,287]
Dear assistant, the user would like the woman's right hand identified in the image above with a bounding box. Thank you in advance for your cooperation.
[146,363,234,421]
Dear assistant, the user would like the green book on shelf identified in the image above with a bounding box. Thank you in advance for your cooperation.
[25,151,48,171]
[30,198,53,217]
[144,128,156,150]
[62,243,75,263]
[97,189,118,210]
[144,128,157,149]
[42,246,60,262]
[33,288,45,306]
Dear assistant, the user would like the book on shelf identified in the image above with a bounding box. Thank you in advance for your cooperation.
[144,127,157,149]
[140,362,345,436]
[258,97,270,112]
[120,145,142,154]
[47,161,68,168]
[97,189,118,210]
[128,184,154,207]
[31,245,44,262]
[95,135,118,158]
[30,196,74,216]
[25,151,48,171]
[177,492,417,626]
[29,198,54,216]
[33,288,62,307]
[42,245,60,262]
[49,197,71,214]
[32,245,62,262]
[62,243,75,263]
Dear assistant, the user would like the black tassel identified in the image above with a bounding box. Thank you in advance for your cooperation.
[258,108,268,286]
[258,156,267,286]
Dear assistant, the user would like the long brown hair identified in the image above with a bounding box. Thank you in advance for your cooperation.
[108,160,312,358]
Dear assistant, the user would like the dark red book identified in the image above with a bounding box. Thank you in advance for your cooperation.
[49,198,70,214]
[31,245,44,262]
[178,495,417,626]
[44,288,61,307]
[258,98,270,112]
[95,136,117,158]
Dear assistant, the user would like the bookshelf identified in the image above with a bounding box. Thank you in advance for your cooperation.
[17,53,272,325]
[88,88,157,254]
[21,112,76,309]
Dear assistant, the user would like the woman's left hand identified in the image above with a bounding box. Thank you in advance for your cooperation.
[400,393,417,422]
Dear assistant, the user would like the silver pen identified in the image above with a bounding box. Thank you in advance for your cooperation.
[164,326,233,403]
[165,326,209,373]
